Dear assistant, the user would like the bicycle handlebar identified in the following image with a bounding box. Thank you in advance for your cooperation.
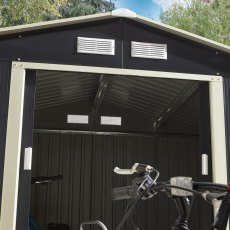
[112,163,230,230]
[112,185,138,200]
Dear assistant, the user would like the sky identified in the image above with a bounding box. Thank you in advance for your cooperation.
[114,0,181,20]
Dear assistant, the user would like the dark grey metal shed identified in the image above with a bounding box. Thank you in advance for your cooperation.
[0,8,229,230]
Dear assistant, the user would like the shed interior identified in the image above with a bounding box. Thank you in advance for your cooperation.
[30,70,212,230]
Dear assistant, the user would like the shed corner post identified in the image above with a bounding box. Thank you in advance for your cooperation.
[0,65,26,230]
[209,78,227,184]
[209,78,228,222]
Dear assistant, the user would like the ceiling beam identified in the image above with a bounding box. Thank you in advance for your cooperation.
[153,82,199,132]
[91,75,109,129]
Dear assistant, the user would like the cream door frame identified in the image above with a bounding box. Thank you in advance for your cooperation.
[0,61,227,230]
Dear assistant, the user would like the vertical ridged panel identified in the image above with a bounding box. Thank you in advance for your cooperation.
[0,61,11,213]
[16,70,36,230]
[30,133,212,230]
[223,77,230,182]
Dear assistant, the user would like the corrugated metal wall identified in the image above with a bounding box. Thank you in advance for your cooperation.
[0,61,11,213]
[30,132,212,230]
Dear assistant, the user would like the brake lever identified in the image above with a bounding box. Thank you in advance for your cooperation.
[114,163,153,175]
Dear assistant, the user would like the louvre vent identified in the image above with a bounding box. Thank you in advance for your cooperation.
[131,41,167,60]
[77,37,115,55]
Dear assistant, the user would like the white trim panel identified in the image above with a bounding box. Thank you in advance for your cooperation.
[12,62,221,82]
[209,80,227,184]
[209,80,228,221]
[0,68,25,230]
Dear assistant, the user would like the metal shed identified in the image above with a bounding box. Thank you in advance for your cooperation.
[0,8,230,230]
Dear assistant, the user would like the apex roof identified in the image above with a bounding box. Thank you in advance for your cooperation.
[0,8,229,54]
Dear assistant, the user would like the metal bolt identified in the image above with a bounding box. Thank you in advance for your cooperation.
[18,35,22,38]
[18,58,21,61]
[217,72,220,75]
[216,51,219,55]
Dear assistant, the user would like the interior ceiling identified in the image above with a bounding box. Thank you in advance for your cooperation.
[35,70,199,133]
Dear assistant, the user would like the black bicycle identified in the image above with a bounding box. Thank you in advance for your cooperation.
[109,163,230,230]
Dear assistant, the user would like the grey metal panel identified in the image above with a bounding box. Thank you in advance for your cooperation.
[104,75,192,118]
[35,71,100,109]
[0,61,11,213]
[160,91,199,134]
[35,70,199,135]
[30,132,212,230]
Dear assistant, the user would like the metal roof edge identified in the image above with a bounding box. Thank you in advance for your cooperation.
[134,16,230,54]
[0,9,229,54]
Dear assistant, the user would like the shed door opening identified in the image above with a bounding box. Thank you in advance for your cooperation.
[22,70,213,230]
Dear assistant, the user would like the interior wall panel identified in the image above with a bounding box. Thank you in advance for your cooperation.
[30,133,212,230]
[0,61,11,214]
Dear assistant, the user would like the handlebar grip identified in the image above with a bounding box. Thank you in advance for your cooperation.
[111,186,138,200]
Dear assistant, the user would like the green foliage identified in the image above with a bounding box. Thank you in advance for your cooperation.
[160,0,230,45]
[0,0,67,26]
[59,0,115,18]
[0,0,115,27]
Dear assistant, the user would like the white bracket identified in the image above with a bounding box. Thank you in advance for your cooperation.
[24,147,32,170]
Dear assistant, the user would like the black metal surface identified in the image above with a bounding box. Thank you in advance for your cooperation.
[223,77,230,183]
[0,61,11,213]
[0,18,228,76]
[16,70,36,230]
[199,82,212,178]
[0,19,123,68]
[30,132,212,230]
[198,82,213,230]
[122,19,220,75]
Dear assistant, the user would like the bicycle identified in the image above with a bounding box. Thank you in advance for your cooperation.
[81,163,230,230]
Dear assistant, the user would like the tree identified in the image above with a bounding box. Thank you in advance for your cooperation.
[0,0,115,27]
[59,0,115,18]
[160,0,230,45]
[0,0,68,27]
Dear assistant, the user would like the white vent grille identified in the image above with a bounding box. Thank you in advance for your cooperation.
[131,41,167,60]
[67,115,89,124]
[101,116,121,126]
[77,37,115,55]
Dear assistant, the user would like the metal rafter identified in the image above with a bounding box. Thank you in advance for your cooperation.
[91,74,109,129]
[153,82,199,132]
